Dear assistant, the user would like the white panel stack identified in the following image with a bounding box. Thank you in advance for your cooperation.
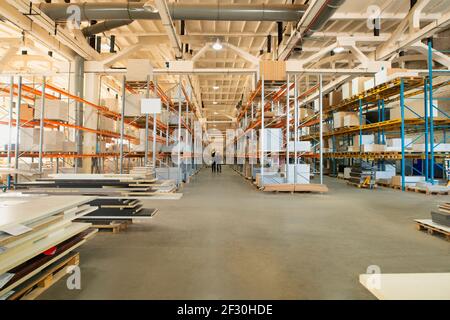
[386,138,413,152]
[259,129,283,152]
[344,167,352,179]
[288,141,311,152]
[361,144,386,152]
[283,164,310,184]
[412,143,450,152]
[353,134,375,146]
[34,99,69,122]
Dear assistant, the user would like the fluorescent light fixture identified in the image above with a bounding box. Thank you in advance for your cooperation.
[213,86,220,90]
[333,46,346,54]
[212,39,223,51]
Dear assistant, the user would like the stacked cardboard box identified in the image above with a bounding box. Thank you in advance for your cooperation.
[18,104,34,121]
[34,99,69,122]
[391,175,426,187]
[101,98,120,114]
[334,112,364,129]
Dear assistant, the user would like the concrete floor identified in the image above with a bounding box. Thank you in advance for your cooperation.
[41,166,449,300]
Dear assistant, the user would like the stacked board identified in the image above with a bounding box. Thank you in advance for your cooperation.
[0,196,97,300]
[16,173,178,197]
[15,174,170,221]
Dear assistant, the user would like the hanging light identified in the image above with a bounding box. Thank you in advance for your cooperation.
[212,39,223,51]
[213,86,220,90]
[333,46,346,54]
[213,101,218,105]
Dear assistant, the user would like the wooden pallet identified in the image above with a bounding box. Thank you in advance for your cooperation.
[406,186,449,196]
[415,219,450,241]
[8,253,80,300]
[262,183,328,193]
[91,221,131,234]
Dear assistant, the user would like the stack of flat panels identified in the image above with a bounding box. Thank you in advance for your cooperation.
[15,174,175,221]
[79,198,158,221]
[431,203,450,227]
[0,196,97,300]
[348,162,376,187]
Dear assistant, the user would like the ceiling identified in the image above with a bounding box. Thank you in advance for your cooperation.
[0,0,449,132]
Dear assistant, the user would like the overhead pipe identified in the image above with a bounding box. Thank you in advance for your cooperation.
[39,3,306,22]
[278,0,344,61]
[303,0,346,37]
[82,19,133,36]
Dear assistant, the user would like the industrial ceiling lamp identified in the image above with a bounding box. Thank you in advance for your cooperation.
[333,46,346,54]
[212,39,223,51]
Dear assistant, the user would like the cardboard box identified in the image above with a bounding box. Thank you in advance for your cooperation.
[351,77,371,96]
[344,114,365,127]
[389,99,442,119]
[342,82,352,100]
[34,99,69,122]
[361,144,386,152]
[101,98,120,114]
[124,94,144,117]
[330,90,343,105]
[19,104,34,121]
[391,175,425,187]
[259,60,286,81]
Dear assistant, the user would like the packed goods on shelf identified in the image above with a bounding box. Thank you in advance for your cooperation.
[34,99,69,122]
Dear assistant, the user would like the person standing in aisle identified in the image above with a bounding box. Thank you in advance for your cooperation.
[216,150,222,173]
[211,149,217,173]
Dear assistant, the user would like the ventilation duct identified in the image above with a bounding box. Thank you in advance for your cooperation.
[82,19,133,36]
[39,2,306,22]
[303,0,345,37]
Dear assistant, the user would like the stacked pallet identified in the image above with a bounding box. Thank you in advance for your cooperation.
[415,202,450,241]
[0,196,97,300]
[347,162,376,189]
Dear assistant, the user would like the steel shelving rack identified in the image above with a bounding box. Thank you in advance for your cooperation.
[0,73,198,185]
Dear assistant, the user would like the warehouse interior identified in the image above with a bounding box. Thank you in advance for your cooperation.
[0,0,449,301]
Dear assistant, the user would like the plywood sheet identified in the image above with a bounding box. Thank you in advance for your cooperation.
[0,196,95,232]
[360,273,450,300]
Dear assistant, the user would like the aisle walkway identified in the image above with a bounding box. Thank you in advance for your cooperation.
[42,166,449,299]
